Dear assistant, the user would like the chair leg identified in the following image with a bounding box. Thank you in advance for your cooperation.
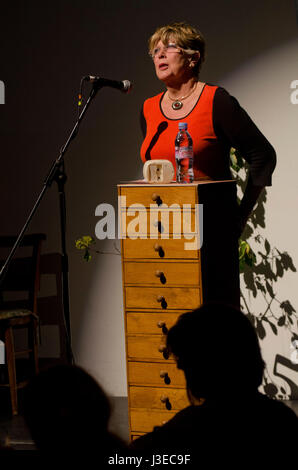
[5,326,18,416]
[28,318,39,375]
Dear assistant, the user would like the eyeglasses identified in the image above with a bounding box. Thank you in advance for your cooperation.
[150,43,183,59]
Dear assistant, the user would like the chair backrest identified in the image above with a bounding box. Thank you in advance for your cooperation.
[37,253,63,325]
[0,233,46,312]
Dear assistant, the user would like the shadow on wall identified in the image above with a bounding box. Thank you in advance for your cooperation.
[232,151,298,399]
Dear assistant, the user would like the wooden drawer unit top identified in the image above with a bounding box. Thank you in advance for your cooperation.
[123,261,201,286]
[125,286,202,310]
[128,361,185,388]
[119,185,197,208]
[130,386,189,411]
[122,238,199,259]
[127,334,172,362]
[130,408,177,433]
[126,311,182,335]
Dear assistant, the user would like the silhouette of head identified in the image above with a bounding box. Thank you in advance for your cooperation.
[166,303,265,400]
[23,365,114,455]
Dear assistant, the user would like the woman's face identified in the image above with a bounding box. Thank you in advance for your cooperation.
[152,39,192,86]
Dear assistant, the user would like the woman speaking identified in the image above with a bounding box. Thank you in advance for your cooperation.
[140,22,276,235]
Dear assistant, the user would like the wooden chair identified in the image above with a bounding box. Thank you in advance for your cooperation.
[37,252,69,365]
[0,233,46,415]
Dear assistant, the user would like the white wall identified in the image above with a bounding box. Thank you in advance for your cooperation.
[220,37,298,397]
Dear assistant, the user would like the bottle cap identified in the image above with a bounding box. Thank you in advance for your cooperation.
[178,122,188,130]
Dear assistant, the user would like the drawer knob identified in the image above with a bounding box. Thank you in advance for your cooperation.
[160,370,171,384]
[155,270,164,278]
[160,395,169,404]
[159,370,168,379]
[151,193,162,206]
[156,295,167,309]
[155,270,166,284]
[158,344,167,353]
[153,244,164,257]
[157,321,168,334]
[158,344,169,360]
[160,395,172,410]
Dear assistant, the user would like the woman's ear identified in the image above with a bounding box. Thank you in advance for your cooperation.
[189,51,200,68]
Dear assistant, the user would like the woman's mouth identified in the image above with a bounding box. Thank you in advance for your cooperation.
[159,63,168,70]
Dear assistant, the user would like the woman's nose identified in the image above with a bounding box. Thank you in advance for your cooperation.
[157,46,167,58]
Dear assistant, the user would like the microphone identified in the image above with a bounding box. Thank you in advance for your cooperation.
[84,76,132,93]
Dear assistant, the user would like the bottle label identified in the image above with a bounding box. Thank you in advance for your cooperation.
[175,146,193,160]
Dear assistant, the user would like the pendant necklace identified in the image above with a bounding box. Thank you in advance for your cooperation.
[168,82,197,110]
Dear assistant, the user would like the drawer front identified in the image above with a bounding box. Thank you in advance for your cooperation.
[129,386,189,411]
[119,186,197,208]
[125,286,201,310]
[130,409,177,433]
[126,312,182,335]
[122,238,200,259]
[124,261,201,287]
[120,208,197,238]
[127,335,172,361]
[128,361,185,387]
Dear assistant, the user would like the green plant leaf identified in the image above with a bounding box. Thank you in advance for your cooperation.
[230,147,245,172]
[83,249,92,262]
[238,239,256,273]
[75,235,95,250]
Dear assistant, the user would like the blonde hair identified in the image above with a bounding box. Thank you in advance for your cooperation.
[148,22,206,76]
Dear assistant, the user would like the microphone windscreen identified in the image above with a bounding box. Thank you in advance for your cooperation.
[122,80,133,93]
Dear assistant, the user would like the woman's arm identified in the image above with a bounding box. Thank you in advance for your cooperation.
[213,87,276,235]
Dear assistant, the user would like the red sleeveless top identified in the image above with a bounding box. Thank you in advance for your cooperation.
[140,84,232,181]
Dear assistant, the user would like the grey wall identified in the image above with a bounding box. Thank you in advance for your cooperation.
[0,0,297,396]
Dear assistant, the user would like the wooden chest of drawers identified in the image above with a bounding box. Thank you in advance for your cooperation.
[118,181,239,439]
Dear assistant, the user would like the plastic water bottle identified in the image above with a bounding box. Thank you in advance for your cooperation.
[175,122,194,183]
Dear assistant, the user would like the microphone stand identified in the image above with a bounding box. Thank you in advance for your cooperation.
[0,81,103,365]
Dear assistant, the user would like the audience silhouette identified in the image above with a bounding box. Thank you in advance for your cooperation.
[12,305,298,465]
[130,303,298,466]
[23,364,126,462]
